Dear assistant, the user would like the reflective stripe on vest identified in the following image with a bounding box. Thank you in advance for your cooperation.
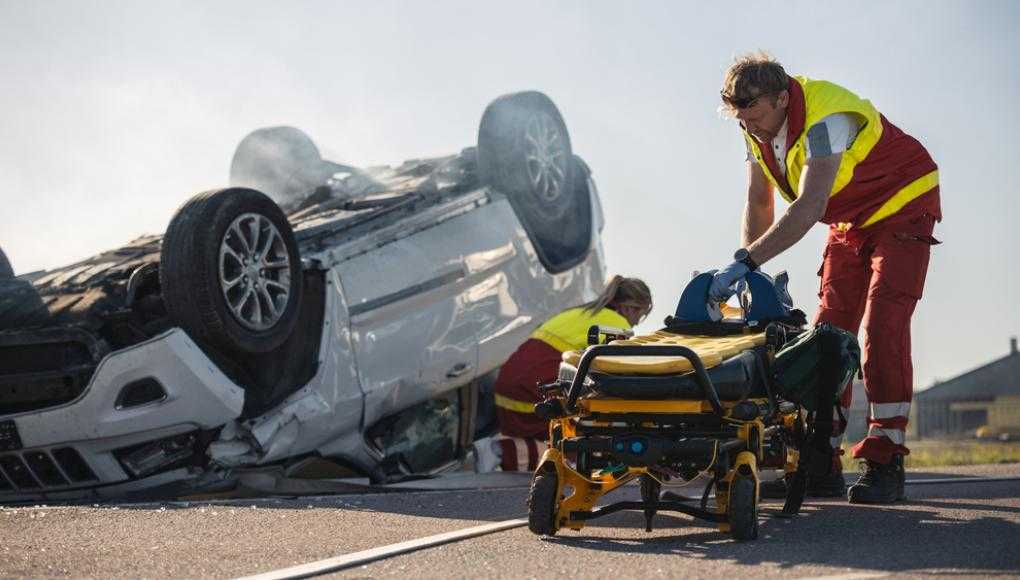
[495,393,536,414]
[859,170,938,227]
[530,306,631,353]
[745,76,938,228]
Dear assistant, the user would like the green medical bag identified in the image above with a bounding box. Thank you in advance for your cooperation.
[771,322,861,412]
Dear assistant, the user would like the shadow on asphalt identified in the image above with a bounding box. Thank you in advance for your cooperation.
[65,486,535,524]
[542,488,1020,575]
[34,470,1019,549]
[906,481,1020,517]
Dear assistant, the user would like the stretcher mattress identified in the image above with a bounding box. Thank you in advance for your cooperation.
[589,350,766,400]
[562,329,766,375]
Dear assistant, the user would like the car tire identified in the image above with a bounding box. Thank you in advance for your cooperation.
[0,245,51,330]
[0,247,13,279]
[0,278,50,330]
[477,92,591,272]
[527,470,560,536]
[160,187,303,354]
[728,476,760,541]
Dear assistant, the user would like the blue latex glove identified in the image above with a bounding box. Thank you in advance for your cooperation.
[708,261,750,302]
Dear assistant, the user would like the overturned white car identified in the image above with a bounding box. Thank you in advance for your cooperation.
[0,92,607,502]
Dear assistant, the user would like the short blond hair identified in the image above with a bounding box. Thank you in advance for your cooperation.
[720,51,788,115]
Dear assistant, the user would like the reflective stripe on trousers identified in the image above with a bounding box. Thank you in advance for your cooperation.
[867,425,906,445]
[866,402,910,447]
[497,436,542,472]
[871,402,911,419]
[495,393,535,414]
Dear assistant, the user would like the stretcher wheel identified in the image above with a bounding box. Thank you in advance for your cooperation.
[728,477,759,541]
[527,471,559,536]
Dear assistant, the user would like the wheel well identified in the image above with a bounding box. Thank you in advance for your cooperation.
[190,268,327,418]
[537,461,558,475]
[508,157,594,274]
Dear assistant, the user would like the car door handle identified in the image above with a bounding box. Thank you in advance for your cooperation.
[446,363,473,379]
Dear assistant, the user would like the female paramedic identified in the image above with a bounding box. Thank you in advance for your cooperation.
[476,275,652,472]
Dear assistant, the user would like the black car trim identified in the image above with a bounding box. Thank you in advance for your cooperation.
[349,267,467,317]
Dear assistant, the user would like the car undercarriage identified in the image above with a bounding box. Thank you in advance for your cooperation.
[0,91,608,502]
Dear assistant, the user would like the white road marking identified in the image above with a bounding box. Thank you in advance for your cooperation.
[906,476,1020,485]
[798,573,887,580]
[234,518,528,580]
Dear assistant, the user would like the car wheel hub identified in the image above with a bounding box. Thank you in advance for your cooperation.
[219,213,292,331]
[524,112,567,205]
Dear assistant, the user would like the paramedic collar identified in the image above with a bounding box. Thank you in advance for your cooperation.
[770,116,790,176]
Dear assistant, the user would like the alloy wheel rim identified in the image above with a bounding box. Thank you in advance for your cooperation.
[523,112,567,204]
[219,213,291,331]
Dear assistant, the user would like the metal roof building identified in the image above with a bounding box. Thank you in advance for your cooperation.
[912,338,1020,438]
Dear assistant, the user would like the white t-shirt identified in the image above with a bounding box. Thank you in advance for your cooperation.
[746,112,862,176]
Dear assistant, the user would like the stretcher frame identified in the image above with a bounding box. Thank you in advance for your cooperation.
[526,325,807,541]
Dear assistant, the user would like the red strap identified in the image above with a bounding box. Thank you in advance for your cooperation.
[752,77,804,198]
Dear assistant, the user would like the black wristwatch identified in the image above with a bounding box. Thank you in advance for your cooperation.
[734,248,759,271]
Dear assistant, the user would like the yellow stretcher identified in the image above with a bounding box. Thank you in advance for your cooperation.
[562,330,766,375]
[526,319,806,542]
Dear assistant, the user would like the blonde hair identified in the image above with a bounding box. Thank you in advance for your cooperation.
[583,275,652,319]
[720,51,788,116]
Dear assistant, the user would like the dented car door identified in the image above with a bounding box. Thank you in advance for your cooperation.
[337,212,483,433]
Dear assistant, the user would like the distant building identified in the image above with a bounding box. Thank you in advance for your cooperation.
[911,337,1020,439]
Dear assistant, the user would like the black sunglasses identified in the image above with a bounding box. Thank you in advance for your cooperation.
[720,90,767,110]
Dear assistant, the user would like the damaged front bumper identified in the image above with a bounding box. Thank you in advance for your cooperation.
[0,328,244,503]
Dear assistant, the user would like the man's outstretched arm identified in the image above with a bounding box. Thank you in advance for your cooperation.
[746,153,842,266]
[742,161,775,248]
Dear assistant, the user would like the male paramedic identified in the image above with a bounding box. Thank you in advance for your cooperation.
[712,53,941,504]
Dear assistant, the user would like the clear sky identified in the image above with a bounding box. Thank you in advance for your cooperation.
[1,1,1016,390]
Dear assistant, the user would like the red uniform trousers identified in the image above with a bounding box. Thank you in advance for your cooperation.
[815,207,940,464]
[493,338,561,471]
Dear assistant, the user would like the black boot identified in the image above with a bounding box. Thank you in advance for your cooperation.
[847,454,906,504]
[806,470,847,497]
[806,451,847,497]
[760,476,789,499]
[762,471,848,499]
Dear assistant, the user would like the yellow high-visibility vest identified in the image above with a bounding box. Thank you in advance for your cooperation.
[744,76,938,229]
[530,306,630,353]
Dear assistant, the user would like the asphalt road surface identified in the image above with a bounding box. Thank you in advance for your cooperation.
[1,464,1018,579]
